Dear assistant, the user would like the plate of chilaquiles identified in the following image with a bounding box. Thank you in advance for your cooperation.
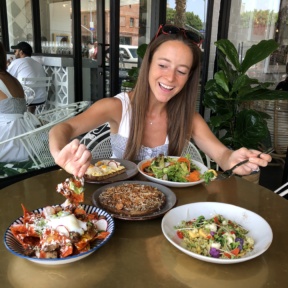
[4,177,114,265]
[138,154,217,188]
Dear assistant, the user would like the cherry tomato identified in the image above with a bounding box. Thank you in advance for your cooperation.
[176,231,184,239]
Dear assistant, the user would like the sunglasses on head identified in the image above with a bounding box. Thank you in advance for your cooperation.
[154,24,204,46]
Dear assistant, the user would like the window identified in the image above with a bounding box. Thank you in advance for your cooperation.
[130,17,134,27]
[6,0,33,50]
[228,0,282,84]
[166,0,207,113]
[120,36,131,45]
[39,0,73,55]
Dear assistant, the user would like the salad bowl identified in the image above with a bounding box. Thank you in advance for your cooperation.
[161,202,273,264]
[137,157,208,188]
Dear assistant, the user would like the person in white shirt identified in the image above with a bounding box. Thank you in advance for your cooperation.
[7,41,47,113]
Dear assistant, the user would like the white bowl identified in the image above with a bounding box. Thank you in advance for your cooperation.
[138,157,208,187]
[161,202,273,264]
[4,205,115,265]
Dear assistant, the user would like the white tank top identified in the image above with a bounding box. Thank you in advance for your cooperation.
[110,92,169,160]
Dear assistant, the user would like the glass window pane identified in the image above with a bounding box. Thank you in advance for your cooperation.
[81,0,97,58]
[6,0,33,49]
[39,0,73,55]
[228,0,282,82]
[80,0,98,102]
[120,1,140,47]
[166,0,207,112]
[228,0,288,155]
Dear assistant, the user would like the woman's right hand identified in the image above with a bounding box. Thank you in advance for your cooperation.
[54,139,92,178]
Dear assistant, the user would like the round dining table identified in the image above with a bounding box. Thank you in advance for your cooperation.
[1,168,288,288]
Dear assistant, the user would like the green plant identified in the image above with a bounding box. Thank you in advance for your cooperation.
[121,44,147,89]
[203,39,288,150]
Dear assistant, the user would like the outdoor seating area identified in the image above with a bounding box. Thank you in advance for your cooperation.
[1,2,288,287]
[0,101,90,180]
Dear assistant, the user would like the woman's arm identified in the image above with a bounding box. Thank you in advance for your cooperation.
[49,97,122,177]
[191,113,271,175]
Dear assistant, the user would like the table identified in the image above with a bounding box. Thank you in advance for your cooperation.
[1,169,288,288]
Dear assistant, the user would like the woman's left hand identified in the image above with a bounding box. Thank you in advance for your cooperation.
[226,147,272,176]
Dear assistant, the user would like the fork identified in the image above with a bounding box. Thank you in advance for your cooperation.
[215,147,274,180]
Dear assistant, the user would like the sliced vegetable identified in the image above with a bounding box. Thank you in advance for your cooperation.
[96,219,108,231]
[185,170,201,182]
[210,247,221,258]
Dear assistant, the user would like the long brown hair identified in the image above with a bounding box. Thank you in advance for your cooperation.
[124,33,201,160]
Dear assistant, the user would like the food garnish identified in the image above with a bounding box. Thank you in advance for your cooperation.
[9,177,110,259]
[174,215,254,259]
[141,154,216,183]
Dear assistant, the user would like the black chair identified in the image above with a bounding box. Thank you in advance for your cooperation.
[274,147,288,199]
[282,146,288,185]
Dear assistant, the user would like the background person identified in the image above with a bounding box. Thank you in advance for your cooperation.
[89,41,98,60]
[49,24,272,178]
[0,42,31,162]
[275,76,288,91]
[7,41,47,113]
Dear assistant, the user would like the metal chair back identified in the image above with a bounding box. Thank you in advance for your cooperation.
[21,76,52,113]
[22,85,36,106]
[81,124,208,165]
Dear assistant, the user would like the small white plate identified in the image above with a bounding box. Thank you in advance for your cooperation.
[161,202,273,264]
[138,157,208,187]
[4,205,115,265]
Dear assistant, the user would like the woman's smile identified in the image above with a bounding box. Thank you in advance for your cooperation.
[159,82,174,91]
[148,40,193,102]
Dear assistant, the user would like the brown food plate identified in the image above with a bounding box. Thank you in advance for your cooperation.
[92,180,177,221]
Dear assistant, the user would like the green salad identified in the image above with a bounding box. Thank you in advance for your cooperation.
[141,154,216,184]
[174,215,254,259]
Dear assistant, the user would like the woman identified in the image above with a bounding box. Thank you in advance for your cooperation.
[49,25,271,177]
[0,41,30,162]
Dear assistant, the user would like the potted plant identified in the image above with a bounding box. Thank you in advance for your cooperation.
[203,39,288,151]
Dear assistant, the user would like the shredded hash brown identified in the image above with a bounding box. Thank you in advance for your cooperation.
[98,183,166,216]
